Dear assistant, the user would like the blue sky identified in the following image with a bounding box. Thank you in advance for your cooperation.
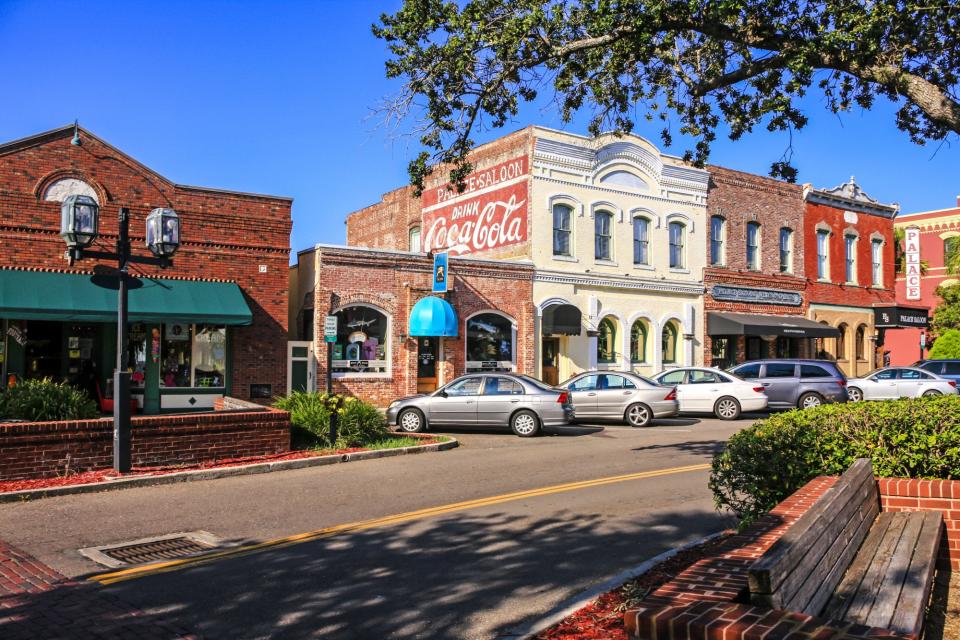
[1,0,957,258]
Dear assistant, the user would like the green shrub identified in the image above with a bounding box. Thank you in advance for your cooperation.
[273,392,387,448]
[0,378,99,421]
[710,396,960,527]
[930,329,960,359]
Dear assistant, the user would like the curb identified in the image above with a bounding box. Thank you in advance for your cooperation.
[0,436,458,504]
[496,531,726,640]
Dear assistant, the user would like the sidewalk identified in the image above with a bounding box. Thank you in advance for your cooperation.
[0,539,195,639]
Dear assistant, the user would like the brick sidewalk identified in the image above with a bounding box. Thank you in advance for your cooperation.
[0,540,196,639]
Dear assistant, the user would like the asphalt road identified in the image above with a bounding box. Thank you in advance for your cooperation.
[0,416,752,639]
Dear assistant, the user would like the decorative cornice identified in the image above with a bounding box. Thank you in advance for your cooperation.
[532,175,707,208]
[533,269,704,295]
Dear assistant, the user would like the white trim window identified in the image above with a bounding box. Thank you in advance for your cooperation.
[331,305,390,376]
[408,226,421,252]
[668,221,685,269]
[779,228,793,273]
[709,215,725,266]
[871,238,883,286]
[595,210,613,260]
[552,204,572,256]
[633,216,649,265]
[746,222,761,270]
[466,312,516,372]
[817,229,830,280]
[845,234,858,284]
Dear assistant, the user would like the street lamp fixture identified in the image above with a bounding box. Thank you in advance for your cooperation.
[60,204,180,472]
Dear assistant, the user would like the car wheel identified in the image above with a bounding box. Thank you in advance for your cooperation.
[714,397,741,421]
[922,389,942,397]
[798,392,824,410]
[847,387,863,402]
[625,403,652,428]
[397,408,426,433]
[510,410,540,437]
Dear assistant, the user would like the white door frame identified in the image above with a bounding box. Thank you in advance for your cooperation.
[287,341,316,394]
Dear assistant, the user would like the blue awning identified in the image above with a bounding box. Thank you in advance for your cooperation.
[409,296,458,337]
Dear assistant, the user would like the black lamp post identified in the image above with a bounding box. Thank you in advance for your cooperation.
[60,196,180,472]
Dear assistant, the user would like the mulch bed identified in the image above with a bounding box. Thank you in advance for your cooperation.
[0,437,441,493]
[534,534,732,640]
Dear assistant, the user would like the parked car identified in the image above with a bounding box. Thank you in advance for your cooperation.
[913,359,960,385]
[650,367,768,420]
[727,359,848,410]
[387,373,574,437]
[560,371,678,427]
[847,366,958,401]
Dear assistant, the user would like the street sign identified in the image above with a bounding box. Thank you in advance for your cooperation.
[920,332,927,349]
[323,315,338,343]
[432,251,449,293]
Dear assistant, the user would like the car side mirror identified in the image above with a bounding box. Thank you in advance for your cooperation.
[437,389,448,398]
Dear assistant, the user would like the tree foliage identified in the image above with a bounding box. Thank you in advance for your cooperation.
[374,0,960,192]
[930,328,960,359]
[932,283,960,338]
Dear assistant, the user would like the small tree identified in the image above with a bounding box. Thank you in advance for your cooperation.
[930,329,960,359]
[932,283,960,339]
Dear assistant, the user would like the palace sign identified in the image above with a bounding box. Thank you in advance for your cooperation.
[422,156,529,255]
[904,226,921,300]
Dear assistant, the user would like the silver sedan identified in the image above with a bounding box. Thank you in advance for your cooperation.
[562,371,679,427]
[386,373,575,437]
[847,366,959,401]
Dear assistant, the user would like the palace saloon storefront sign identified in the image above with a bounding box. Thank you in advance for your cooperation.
[904,227,922,300]
[422,156,529,256]
[710,285,803,307]
[873,306,929,329]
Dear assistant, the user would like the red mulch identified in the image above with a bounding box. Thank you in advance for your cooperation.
[0,437,440,493]
[534,534,732,640]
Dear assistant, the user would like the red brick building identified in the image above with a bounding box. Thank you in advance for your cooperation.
[802,178,898,376]
[289,245,535,406]
[703,166,834,368]
[0,125,292,412]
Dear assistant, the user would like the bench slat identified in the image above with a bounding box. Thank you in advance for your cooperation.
[862,512,925,629]
[844,512,910,623]
[822,512,894,621]
[887,511,943,636]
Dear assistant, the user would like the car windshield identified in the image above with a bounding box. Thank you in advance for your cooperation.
[515,374,555,392]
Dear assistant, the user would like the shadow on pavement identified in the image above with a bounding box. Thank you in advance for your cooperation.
[631,439,727,457]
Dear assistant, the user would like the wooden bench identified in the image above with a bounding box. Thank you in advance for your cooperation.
[748,459,942,638]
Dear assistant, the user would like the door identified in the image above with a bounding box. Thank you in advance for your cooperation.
[476,375,525,426]
[566,374,599,418]
[541,338,560,386]
[417,337,439,394]
[867,368,899,400]
[657,369,689,409]
[759,362,797,407]
[595,374,637,419]
[430,375,483,425]
[685,369,724,411]
[287,341,314,394]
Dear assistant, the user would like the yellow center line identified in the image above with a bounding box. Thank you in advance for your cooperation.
[89,462,710,586]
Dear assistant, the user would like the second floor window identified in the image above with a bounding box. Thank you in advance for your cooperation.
[408,226,421,252]
[779,228,793,273]
[553,204,572,256]
[871,239,883,286]
[845,235,857,283]
[710,216,724,266]
[817,230,830,279]
[633,217,649,265]
[595,211,612,260]
[669,221,685,269]
[746,222,760,270]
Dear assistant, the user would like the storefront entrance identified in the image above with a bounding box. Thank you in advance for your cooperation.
[542,337,560,385]
[417,337,439,393]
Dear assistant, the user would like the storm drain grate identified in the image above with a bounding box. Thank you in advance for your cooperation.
[80,531,223,568]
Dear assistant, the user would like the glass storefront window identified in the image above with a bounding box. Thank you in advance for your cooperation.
[662,322,679,364]
[466,313,514,372]
[597,317,617,363]
[161,323,193,387]
[128,323,148,388]
[332,306,389,374]
[194,325,227,387]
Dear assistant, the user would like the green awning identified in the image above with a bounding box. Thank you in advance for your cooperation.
[0,270,253,325]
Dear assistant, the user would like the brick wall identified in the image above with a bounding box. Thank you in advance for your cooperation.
[313,246,536,406]
[878,477,960,570]
[0,126,292,401]
[0,409,290,481]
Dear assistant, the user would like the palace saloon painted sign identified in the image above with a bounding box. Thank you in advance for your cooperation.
[422,155,528,255]
[904,227,921,300]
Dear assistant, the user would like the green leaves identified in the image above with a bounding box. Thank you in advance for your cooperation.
[273,391,389,449]
[0,378,99,422]
[375,0,960,192]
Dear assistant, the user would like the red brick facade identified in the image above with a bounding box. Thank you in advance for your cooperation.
[878,477,960,570]
[0,125,292,402]
[0,408,290,481]
[307,245,536,406]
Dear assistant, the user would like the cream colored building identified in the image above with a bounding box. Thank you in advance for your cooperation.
[528,129,708,383]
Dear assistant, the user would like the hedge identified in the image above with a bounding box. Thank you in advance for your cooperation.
[710,396,960,527]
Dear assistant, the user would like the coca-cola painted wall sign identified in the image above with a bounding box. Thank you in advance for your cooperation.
[422,155,529,255]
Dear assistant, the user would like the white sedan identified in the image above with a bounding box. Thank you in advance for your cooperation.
[650,367,768,420]
[847,367,958,401]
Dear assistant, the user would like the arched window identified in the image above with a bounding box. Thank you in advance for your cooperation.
[855,325,867,360]
[668,222,685,269]
[836,323,848,360]
[597,317,617,363]
[332,305,389,374]
[662,322,679,364]
[630,320,649,363]
[553,204,572,256]
[408,226,421,252]
[595,211,613,260]
[466,313,515,372]
[710,216,725,266]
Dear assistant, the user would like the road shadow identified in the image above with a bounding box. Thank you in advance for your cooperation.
[631,439,727,457]
[431,425,603,438]
[2,507,732,639]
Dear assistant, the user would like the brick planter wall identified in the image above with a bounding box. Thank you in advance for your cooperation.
[0,409,290,481]
[624,473,950,640]
[878,477,960,570]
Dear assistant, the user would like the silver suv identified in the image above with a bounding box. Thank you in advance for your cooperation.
[728,359,849,410]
